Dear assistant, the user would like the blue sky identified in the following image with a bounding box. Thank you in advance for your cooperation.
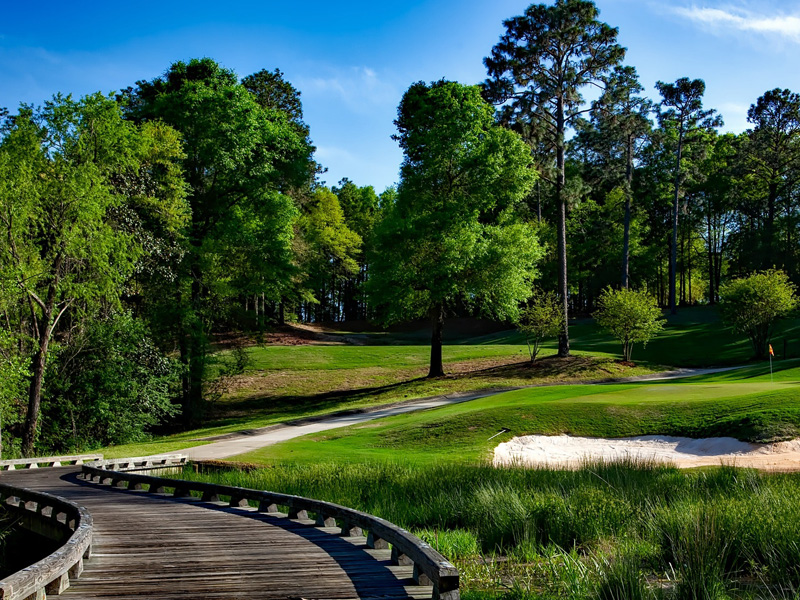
[2,1,799,192]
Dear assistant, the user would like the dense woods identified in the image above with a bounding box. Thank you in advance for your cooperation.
[2,0,800,456]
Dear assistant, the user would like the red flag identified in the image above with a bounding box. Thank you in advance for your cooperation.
[769,344,775,356]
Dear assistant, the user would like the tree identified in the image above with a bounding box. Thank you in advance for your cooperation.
[242,68,305,130]
[484,0,625,357]
[719,270,797,359]
[297,188,362,322]
[332,179,380,321]
[594,287,664,362]
[517,289,564,362]
[41,312,180,451]
[124,58,314,423]
[587,66,652,288]
[368,80,541,377]
[743,89,800,274]
[656,77,722,315]
[0,93,186,455]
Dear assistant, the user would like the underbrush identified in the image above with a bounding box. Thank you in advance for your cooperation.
[181,460,800,599]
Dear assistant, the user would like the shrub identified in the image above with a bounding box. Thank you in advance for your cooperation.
[40,312,180,451]
[517,289,564,362]
[719,269,798,359]
[594,288,665,362]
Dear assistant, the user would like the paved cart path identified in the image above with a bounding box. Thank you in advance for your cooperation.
[183,367,741,461]
[2,467,429,599]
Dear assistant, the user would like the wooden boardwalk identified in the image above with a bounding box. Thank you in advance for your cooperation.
[2,468,430,599]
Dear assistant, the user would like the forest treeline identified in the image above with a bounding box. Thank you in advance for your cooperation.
[2,0,799,455]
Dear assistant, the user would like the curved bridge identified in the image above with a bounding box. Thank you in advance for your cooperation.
[1,460,458,600]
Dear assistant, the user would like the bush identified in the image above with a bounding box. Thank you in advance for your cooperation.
[40,312,180,452]
[517,289,564,362]
[594,288,665,362]
[719,269,798,359]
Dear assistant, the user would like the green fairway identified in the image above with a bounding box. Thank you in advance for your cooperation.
[97,308,800,459]
[233,361,800,465]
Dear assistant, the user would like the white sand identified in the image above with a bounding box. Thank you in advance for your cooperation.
[493,434,800,470]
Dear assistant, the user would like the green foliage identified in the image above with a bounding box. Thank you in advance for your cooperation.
[41,312,180,452]
[517,289,564,362]
[0,330,27,458]
[333,178,380,242]
[0,91,187,454]
[126,57,314,422]
[298,187,362,296]
[719,269,798,359]
[594,288,665,361]
[368,80,540,328]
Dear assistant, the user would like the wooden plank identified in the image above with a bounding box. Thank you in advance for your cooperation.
[1,467,439,599]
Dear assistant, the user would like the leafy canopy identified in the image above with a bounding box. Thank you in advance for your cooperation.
[368,80,541,325]
[719,270,798,359]
[594,287,665,362]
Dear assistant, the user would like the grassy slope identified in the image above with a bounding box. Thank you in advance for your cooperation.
[233,361,800,465]
[101,307,800,458]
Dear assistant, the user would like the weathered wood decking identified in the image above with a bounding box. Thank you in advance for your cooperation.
[2,467,436,599]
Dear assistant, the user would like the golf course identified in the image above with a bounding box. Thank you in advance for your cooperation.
[77,307,800,599]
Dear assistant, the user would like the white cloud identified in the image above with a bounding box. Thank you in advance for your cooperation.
[297,66,399,114]
[717,101,750,133]
[672,5,800,43]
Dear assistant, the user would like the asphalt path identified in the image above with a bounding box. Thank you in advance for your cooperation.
[176,366,743,461]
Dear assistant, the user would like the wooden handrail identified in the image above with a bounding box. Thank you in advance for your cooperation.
[81,460,459,600]
[0,485,92,600]
[0,455,103,470]
[86,454,187,472]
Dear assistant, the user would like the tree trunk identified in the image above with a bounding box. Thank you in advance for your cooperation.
[181,254,206,426]
[428,303,445,378]
[688,229,693,304]
[21,320,50,457]
[669,129,684,315]
[766,177,777,266]
[679,224,685,305]
[707,212,715,304]
[621,134,633,288]
[556,97,570,357]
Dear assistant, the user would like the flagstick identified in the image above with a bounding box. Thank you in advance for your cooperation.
[770,352,773,383]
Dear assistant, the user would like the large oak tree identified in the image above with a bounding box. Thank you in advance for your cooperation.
[124,59,314,423]
[367,80,540,377]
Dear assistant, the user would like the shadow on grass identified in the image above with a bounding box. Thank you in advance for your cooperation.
[201,376,431,432]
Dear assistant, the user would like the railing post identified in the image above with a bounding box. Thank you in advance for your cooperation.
[413,563,433,586]
[315,514,336,527]
[288,507,308,519]
[257,501,279,513]
[366,531,389,549]
[391,546,413,565]
[229,496,249,508]
[45,572,70,595]
[340,521,362,537]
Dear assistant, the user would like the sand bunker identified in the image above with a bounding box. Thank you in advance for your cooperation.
[493,434,800,471]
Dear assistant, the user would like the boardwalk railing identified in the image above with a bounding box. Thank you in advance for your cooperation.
[86,454,187,472]
[0,484,92,600]
[0,455,103,470]
[81,458,460,600]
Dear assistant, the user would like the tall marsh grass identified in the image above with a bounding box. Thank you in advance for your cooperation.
[183,460,800,599]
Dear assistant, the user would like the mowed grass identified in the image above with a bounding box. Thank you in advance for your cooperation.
[100,307,800,458]
[233,361,800,465]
